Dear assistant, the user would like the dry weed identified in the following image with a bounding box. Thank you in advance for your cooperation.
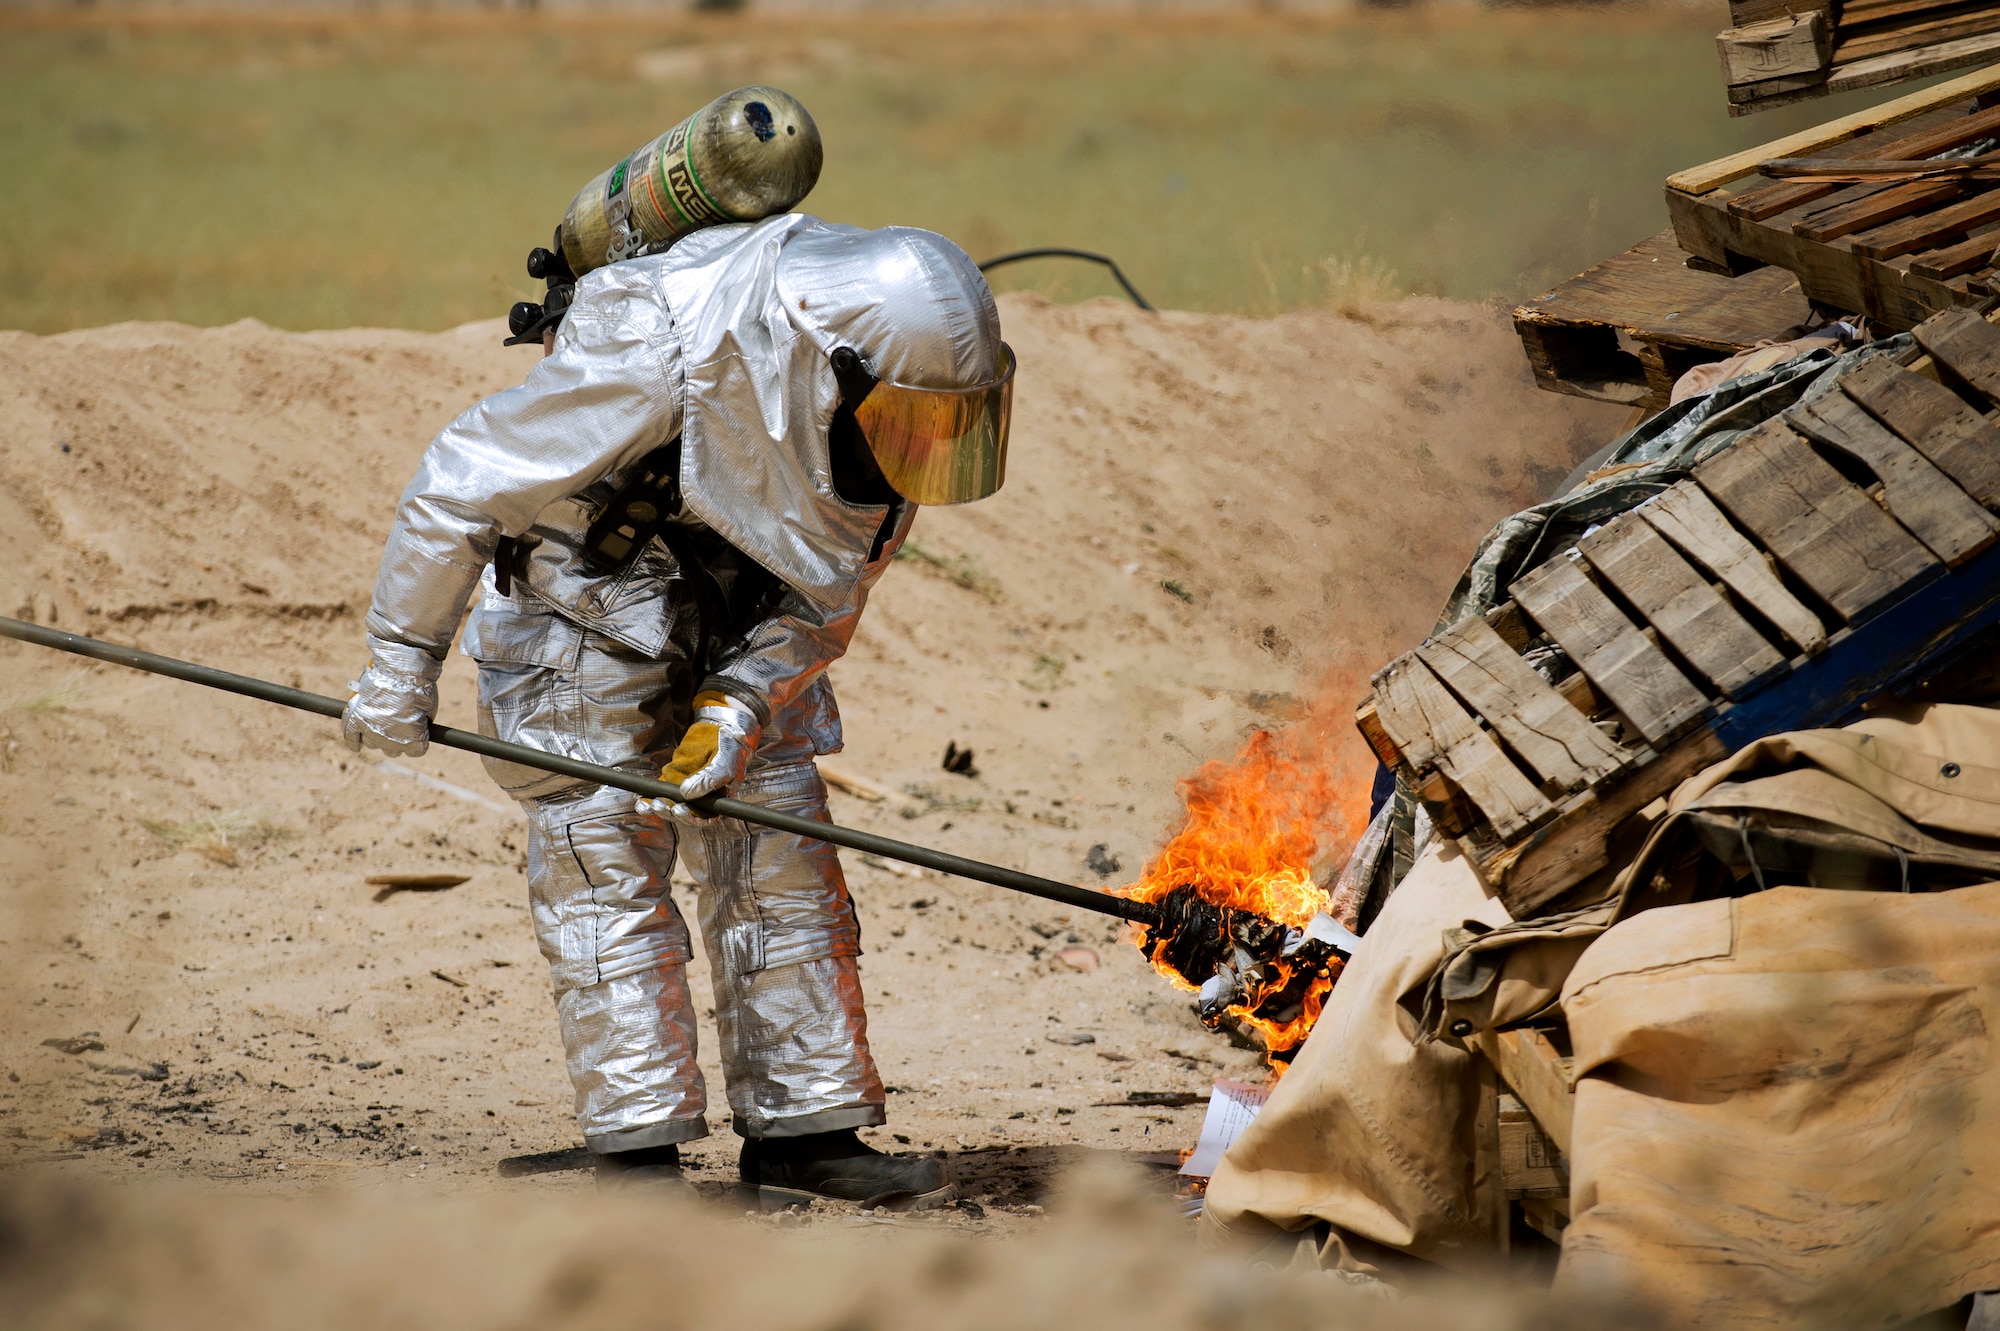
[1309,251,1404,317]
[141,810,284,867]
[895,540,1000,600]
[6,669,90,715]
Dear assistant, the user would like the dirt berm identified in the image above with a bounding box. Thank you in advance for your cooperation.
[0,293,1621,1322]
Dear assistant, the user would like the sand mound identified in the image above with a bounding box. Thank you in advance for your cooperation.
[0,295,1619,1244]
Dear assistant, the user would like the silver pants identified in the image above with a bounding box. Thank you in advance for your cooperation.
[465,595,884,1152]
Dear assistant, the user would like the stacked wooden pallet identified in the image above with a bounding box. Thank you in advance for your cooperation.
[1720,0,2000,114]
[1669,66,2000,332]
[1359,305,2000,919]
[1514,230,1812,412]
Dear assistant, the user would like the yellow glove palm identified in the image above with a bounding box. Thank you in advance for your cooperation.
[643,689,762,822]
[662,702,724,787]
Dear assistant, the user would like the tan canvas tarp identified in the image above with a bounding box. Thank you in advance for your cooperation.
[1559,885,2000,1326]
[1204,702,2000,1323]
[1200,842,1509,1271]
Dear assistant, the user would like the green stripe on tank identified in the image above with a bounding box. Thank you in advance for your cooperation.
[682,132,738,222]
[656,144,698,230]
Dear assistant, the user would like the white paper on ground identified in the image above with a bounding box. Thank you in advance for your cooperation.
[1179,1077,1270,1178]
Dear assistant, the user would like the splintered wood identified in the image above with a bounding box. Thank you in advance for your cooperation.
[1637,482,1829,654]
[1669,73,2000,330]
[1358,307,2000,917]
[1510,557,1711,745]
[1372,657,1551,840]
[1842,357,2000,505]
[1787,391,1999,565]
[1414,618,1631,794]
[1696,419,1940,621]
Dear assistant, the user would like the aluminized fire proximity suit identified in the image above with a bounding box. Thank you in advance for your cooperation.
[342,215,1004,1156]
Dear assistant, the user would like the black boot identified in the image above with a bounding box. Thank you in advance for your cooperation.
[595,1143,692,1196]
[739,1129,953,1211]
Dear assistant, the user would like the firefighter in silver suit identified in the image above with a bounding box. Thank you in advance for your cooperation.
[340,216,1014,1203]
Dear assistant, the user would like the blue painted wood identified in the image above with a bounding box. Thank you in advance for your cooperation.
[1712,533,2000,750]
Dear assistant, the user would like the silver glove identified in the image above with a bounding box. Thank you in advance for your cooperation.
[342,635,442,757]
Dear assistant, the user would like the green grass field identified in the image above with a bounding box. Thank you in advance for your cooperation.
[0,11,1919,331]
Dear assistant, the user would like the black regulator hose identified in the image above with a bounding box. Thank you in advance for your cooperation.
[977,248,1155,313]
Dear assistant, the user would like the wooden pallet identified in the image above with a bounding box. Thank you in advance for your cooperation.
[1359,306,2000,919]
[1719,0,2000,115]
[1669,66,2000,330]
[1514,230,1813,412]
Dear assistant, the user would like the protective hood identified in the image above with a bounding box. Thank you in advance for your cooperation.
[651,215,1003,609]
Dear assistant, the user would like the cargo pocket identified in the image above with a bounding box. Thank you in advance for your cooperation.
[527,813,600,994]
[565,811,689,985]
[470,604,587,796]
[740,762,859,972]
[685,817,767,980]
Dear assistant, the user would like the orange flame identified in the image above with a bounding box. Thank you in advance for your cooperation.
[1120,687,1375,1077]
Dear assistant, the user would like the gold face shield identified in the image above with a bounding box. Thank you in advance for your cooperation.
[846,343,1015,506]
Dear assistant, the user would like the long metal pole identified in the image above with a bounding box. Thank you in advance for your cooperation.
[0,616,1158,926]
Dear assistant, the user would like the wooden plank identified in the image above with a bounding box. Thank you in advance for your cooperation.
[1484,729,1729,916]
[1826,30,2000,99]
[1728,102,2000,221]
[1840,356,2000,506]
[1793,179,1964,242]
[1909,231,2000,279]
[1638,480,1829,654]
[1709,525,2000,752]
[1354,697,1402,772]
[1787,391,2000,564]
[1519,1196,1572,1244]
[1670,176,1985,329]
[1720,12,1831,85]
[1731,0,1831,26]
[1479,1029,1575,1159]
[1670,64,2000,194]
[1843,0,1986,24]
[1509,557,1712,746]
[1730,69,1840,109]
[1694,419,1942,623]
[1833,7,2000,64]
[1499,1097,1568,1197]
[1848,187,2000,259]
[1577,514,1791,698]
[1729,177,1849,222]
[1372,658,1553,841]
[1416,617,1633,794]
[1914,304,2000,402]
[1513,230,1811,356]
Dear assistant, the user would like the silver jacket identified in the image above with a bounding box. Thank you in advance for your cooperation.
[362,214,999,722]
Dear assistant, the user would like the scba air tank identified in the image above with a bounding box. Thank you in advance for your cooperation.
[560,85,822,279]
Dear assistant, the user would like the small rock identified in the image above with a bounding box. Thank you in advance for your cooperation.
[42,1036,104,1055]
[1044,1032,1096,1046]
[1084,844,1122,877]
[955,1198,986,1219]
[941,741,978,778]
[1055,946,1099,973]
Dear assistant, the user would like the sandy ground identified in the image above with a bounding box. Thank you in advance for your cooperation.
[0,293,1621,1298]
